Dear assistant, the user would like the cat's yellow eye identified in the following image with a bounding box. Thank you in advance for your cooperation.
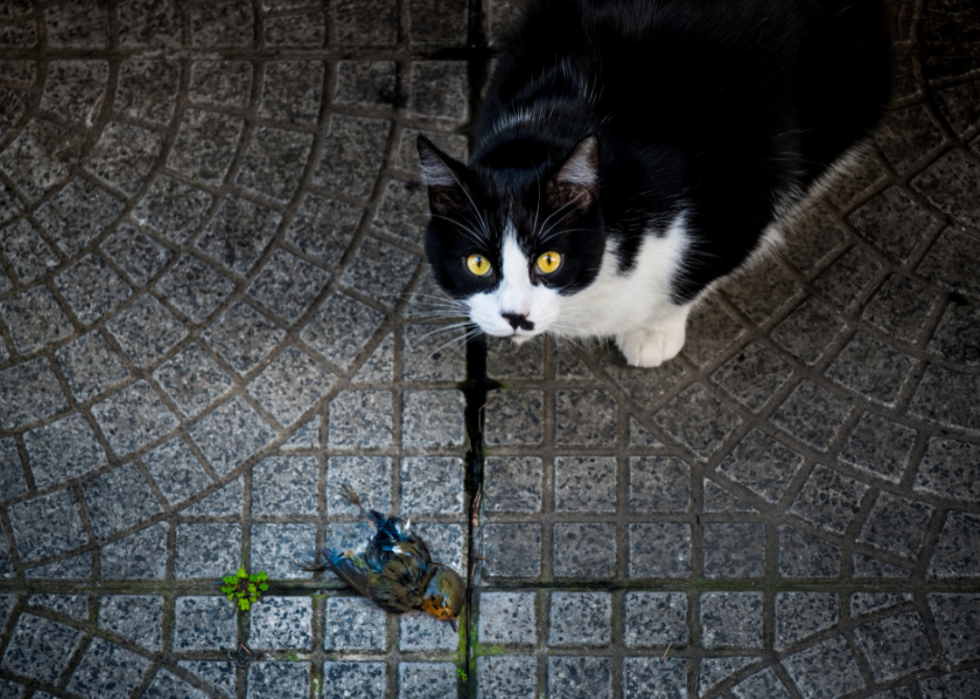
[466,254,492,277]
[536,252,562,275]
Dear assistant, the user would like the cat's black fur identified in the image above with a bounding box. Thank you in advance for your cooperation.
[418,0,891,362]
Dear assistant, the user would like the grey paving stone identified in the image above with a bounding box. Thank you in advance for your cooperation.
[912,151,980,228]
[775,592,839,651]
[45,0,108,46]
[876,103,947,173]
[703,522,766,578]
[0,284,73,354]
[324,596,388,651]
[814,245,884,310]
[858,491,933,560]
[601,349,686,405]
[25,550,93,580]
[624,591,687,648]
[0,356,68,429]
[341,237,420,308]
[838,412,916,484]
[914,437,980,501]
[652,383,742,459]
[711,340,795,411]
[144,669,212,699]
[99,595,164,651]
[778,525,841,578]
[848,186,937,263]
[174,596,238,652]
[398,663,458,699]
[623,656,688,698]
[548,656,612,699]
[0,437,26,501]
[701,592,763,649]
[409,0,468,45]
[629,522,691,578]
[928,300,980,366]
[142,437,212,506]
[485,390,545,446]
[699,656,759,696]
[555,456,617,512]
[399,612,459,651]
[28,593,87,620]
[116,0,182,48]
[335,61,398,109]
[286,194,363,267]
[81,463,162,538]
[40,60,109,126]
[91,380,179,456]
[910,363,980,432]
[175,523,241,579]
[853,611,935,682]
[716,429,804,503]
[24,413,107,488]
[204,302,284,374]
[154,342,234,416]
[782,635,865,699]
[772,299,847,365]
[236,128,314,203]
[266,9,325,46]
[188,396,276,476]
[334,0,399,45]
[248,346,335,425]
[66,637,150,699]
[732,667,792,699]
[481,523,541,579]
[790,465,869,535]
[478,592,537,646]
[922,227,980,301]
[325,456,392,515]
[477,655,536,699]
[249,597,312,649]
[259,61,323,123]
[100,226,171,287]
[929,511,980,578]
[114,59,180,126]
[549,592,611,647]
[9,489,89,563]
[86,121,165,195]
[247,249,330,324]
[772,380,852,451]
[927,594,980,665]
[314,115,391,199]
[0,120,89,200]
[402,390,465,448]
[403,322,468,381]
[850,592,911,618]
[553,522,616,579]
[251,455,317,516]
[167,109,245,185]
[250,522,317,580]
[197,195,282,276]
[106,293,187,367]
[556,388,618,446]
[483,456,543,513]
[247,662,310,699]
[401,456,465,515]
[133,176,213,244]
[373,178,430,246]
[0,613,84,684]
[408,61,469,122]
[920,668,980,699]
[683,296,746,366]
[853,553,910,580]
[100,522,168,579]
[825,332,915,406]
[322,662,386,699]
[189,60,253,108]
[862,274,939,343]
[1,219,59,283]
[301,292,386,371]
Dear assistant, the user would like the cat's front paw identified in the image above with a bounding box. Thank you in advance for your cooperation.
[616,319,687,368]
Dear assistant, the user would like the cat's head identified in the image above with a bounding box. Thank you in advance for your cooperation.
[417,134,605,342]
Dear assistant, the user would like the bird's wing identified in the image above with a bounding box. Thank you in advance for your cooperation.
[325,549,373,599]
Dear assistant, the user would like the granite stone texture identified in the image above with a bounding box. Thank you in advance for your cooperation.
[1,0,979,696]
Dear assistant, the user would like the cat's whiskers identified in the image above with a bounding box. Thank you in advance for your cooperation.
[430,213,490,248]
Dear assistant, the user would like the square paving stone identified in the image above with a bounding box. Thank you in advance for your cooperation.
[909,364,980,433]
[790,464,869,535]
[249,597,312,649]
[115,0,181,49]
[100,226,172,287]
[549,592,612,647]
[848,182,939,263]
[553,522,617,579]
[555,456,617,512]
[772,381,852,451]
[204,302,285,374]
[399,612,459,652]
[482,456,543,513]
[861,274,939,342]
[235,127,313,202]
[99,595,164,651]
[252,455,317,516]
[775,592,839,651]
[322,663,386,699]
[485,390,545,446]
[778,525,841,578]
[189,60,252,107]
[0,357,68,429]
[0,120,88,200]
[928,301,980,366]
[402,390,465,448]
[144,670,212,699]
[477,656,536,699]
[858,491,933,559]
[629,522,691,578]
[100,523,168,579]
[188,0,253,47]
[398,663,457,699]
[920,669,980,699]
[54,253,132,324]
[703,522,766,578]
[40,59,109,125]
[624,657,688,698]
[287,195,363,267]
[408,61,469,122]
[548,657,612,699]
[825,332,915,406]
[556,389,618,446]
[9,489,88,563]
[197,196,282,276]
[154,343,233,416]
[701,592,764,649]
[248,347,335,426]
[927,594,980,664]
[115,59,180,126]
[265,9,325,46]
[0,614,84,683]
[652,383,742,459]
[326,456,392,515]
[188,396,276,476]
[915,437,980,502]
[328,391,393,448]
[408,0,468,45]
[1,219,59,283]
[0,285,73,354]
[24,412,107,488]
[66,637,150,699]
[403,323,468,381]
[624,591,688,648]
[314,115,391,198]
[772,299,847,365]
[853,612,936,682]
[259,61,323,123]
[839,412,916,484]
[478,592,537,646]
[250,523,317,580]
[629,455,691,512]
[92,380,180,456]
[781,635,864,699]
[246,662,310,699]
[917,227,980,299]
[481,523,541,579]
[373,178,430,245]
[174,596,238,651]
[335,60,398,108]
[247,249,331,324]
[401,456,465,515]
[81,463,162,538]
[813,245,884,309]
[175,523,240,579]
[86,120,164,195]
[133,175,213,244]
[334,0,398,45]
[324,596,388,651]
[106,294,187,367]
[29,593,87,620]
[167,109,245,185]
[732,667,792,699]
[301,292,385,371]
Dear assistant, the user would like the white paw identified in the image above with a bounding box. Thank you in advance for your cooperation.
[616,317,687,368]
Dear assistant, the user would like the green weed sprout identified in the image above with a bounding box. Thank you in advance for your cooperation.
[220,567,269,611]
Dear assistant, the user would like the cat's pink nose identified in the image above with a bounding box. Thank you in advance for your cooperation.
[502,312,534,331]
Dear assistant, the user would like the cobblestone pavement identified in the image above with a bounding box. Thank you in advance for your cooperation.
[0,0,978,697]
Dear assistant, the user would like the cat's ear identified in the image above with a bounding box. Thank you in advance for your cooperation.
[547,136,599,211]
[417,135,472,215]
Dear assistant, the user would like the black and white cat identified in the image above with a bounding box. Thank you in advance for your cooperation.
[418,0,891,367]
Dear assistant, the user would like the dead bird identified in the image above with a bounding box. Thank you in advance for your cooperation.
[304,484,466,627]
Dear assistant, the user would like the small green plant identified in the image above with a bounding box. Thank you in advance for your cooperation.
[220,567,269,611]
[456,667,468,683]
